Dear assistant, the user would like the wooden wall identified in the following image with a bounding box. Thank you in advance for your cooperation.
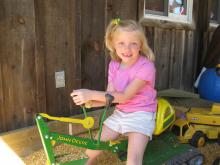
[0,0,38,132]
[0,0,216,132]
[0,0,81,132]
[80,0,105,90]
[146,27,197,91]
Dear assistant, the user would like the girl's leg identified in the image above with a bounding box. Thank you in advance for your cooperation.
[85,125,120,165]
[126,132,149,165]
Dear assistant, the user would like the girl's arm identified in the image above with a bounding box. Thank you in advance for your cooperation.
[71,78,146,106]
[87,100,105,107]
[70,83,115,107]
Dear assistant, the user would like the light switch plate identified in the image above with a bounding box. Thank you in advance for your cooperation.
[55,71,65,88]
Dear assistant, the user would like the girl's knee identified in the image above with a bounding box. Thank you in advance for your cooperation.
[85,149,102,165]
[85,149,102,158]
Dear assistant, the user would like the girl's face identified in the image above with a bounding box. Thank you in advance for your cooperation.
[113,30,141,67]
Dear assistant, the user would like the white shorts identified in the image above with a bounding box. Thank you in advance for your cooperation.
[104,110,156,140]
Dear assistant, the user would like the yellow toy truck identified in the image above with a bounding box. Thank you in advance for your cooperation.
[171,103,220,147]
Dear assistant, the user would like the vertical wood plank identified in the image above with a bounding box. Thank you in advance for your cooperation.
[0,43,5,132]
[169,30,185,89]
[182,31,196,91]
[0,0,6,132]
[65,0,82,114]
[154,28,171,90]
[195,0,211,72]
[33,0,47,114]
[1,0,36,131]
[145,26,154,52]
[81,0,106,91]
[138,0,145,20]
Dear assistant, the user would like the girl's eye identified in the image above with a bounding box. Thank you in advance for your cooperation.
[130,42,139,49]
[115,42,140,49]
[131,42,138,46]
[116,42,125,48]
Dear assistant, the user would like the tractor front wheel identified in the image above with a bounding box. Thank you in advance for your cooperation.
[190,131,206,147]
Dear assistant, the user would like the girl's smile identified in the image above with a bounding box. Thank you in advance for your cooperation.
[113,30,141,67]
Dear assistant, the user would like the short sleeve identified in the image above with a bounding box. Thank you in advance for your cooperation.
[135,62,156,84]
[108,60,118,83]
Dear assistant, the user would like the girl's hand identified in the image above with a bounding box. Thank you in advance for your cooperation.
[70,89,92,106]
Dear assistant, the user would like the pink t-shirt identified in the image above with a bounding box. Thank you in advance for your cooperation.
[108,56,157,113]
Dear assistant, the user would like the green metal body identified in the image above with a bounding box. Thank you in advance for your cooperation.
[35,105,127,165]
[36,113,203,165]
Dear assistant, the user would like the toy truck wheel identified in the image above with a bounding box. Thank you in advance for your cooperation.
[190,131,206,147]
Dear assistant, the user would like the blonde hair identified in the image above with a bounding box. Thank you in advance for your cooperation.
[105,19,155,62]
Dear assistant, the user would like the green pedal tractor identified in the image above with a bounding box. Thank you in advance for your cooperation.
[36,94,204,165]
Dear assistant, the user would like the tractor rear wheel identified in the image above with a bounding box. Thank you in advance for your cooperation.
[190,131,206,147]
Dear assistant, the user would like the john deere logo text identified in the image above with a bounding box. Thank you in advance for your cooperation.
[57,136,88,145]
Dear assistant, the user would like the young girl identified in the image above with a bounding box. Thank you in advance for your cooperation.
[71,19,157,165]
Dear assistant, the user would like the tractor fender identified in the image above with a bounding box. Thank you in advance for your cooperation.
[153,98,175,135]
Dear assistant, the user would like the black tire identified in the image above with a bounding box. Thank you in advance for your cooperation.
[212,157,220,165]
[187,154,204,165]
[190,131,206,147]
[117,151,127,161]
[165,148,204,165]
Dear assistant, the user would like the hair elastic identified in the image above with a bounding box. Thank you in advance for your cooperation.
[112,18,121,25]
